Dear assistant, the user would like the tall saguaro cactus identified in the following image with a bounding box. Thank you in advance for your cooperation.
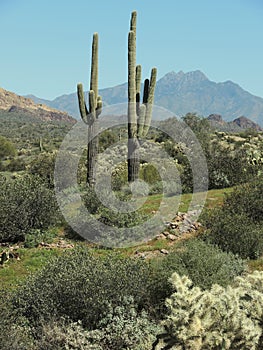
[77,33,102,187]
[127,11,157,182]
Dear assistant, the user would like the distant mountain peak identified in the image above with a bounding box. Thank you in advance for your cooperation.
[233,116,263,131]
[207,114,225,124]
[161,70,208,82]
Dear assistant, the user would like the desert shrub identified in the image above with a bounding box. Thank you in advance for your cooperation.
[0,174,59,242]
[0,291,35,350]
[154,271,263,350]
[204,211,263,259]
[221,179,263,222]
[81,185,103,214]
[29,152,56,187]
[111,161,128,191]
[98,206,149,228]
[148,180,163,194]
[85,296,160,350]
[140,163,161,185]
[24,228,58,248]
[35,317,100,350]
[202,179,263,259]
[82,184,150,227]
[5,157,26,171]
[150,239,244,304]
[28,297,159,350]
[12,248,159,329]
[176,239,244,289]
[0,135,16,159]
[98,129,118,152]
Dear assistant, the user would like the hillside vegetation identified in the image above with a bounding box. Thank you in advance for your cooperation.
[0,106,263,349]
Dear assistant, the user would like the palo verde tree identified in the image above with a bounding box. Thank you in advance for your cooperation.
[127,11,157,182]
[77,33,103,187]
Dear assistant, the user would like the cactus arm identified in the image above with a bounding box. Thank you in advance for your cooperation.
[96,95,103,117]
[142,78,149,104]
[88,90,96,124]
[90,33,99,105]
[137,104,146,138]
[136,64,142,97]
[143,67,157,136]
[147,67,157,105]
[136,64,141,116]
[77,83,88,124]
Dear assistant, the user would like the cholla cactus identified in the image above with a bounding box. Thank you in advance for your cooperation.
[77,33,102,187]
[153,271,263,350]
[127,11,157,182]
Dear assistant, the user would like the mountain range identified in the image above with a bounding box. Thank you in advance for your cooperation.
[26,70,263,126]
[0,84,262,133]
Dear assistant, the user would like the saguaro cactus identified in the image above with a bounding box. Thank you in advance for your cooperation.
[77,33,102,187]
[127,11,157,182]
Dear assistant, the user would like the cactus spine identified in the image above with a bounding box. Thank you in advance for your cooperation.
[77,33,102,187]
[127,11,157,182]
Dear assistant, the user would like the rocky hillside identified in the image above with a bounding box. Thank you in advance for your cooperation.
[0,87,75,123]
[207,114,263,132]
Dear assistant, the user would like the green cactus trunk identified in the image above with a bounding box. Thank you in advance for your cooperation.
[77,33,102,187]
[127,11,157,182]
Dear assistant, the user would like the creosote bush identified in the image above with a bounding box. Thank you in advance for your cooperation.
[0,174,59,242]
[12,248,159,329]
[150,239,244,306]
[202,178,263,259]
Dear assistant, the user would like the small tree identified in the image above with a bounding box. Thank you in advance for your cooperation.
[0,135,16,159]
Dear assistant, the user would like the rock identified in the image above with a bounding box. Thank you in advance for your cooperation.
[162,231,170,237]
[160,249,169,255]
[170,222,178,229]
[0,251,9,265]
[167,234,177,241]
[156,234,167,240]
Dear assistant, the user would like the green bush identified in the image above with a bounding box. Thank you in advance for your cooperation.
[0,135,16,159]
[0,291,35,350]
[140,163,161,185]
[81,185,103,214]
[150,239,244,302]
[29,152,56,187]
[13,297,159,350]
[0,174,59,242]
[12,248,158,328]
[202,179,263,259]
[35,317,100,350]
[85,296,160,350]
[204,212,263,259]
[24,228,57,248]
[99,207,149,228]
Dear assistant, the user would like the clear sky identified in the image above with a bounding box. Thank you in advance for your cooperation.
[0,0,263,100]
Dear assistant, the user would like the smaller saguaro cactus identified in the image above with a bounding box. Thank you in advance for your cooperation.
[77,33,103,187]
[127,11,157,182]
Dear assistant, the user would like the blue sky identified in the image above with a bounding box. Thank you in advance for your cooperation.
[0,0,263,100]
